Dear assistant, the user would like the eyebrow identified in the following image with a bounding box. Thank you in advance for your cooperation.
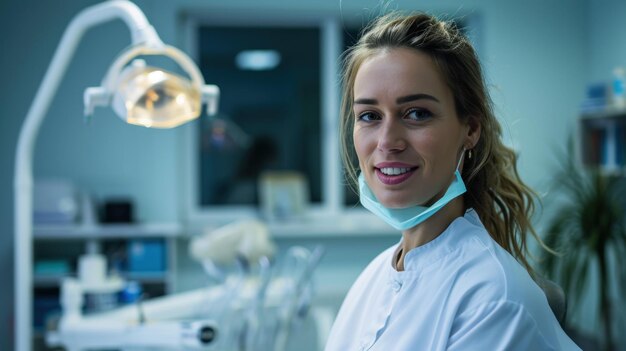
[353,93,440,105]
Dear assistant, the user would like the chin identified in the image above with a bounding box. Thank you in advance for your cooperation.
[376,194,418,209]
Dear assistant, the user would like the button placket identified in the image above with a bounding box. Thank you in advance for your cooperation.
[361,278,399,351]
[391,278,402,292]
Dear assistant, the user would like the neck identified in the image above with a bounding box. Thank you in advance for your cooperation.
[395,196,465,271]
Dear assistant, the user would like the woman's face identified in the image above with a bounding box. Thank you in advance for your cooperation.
[353,47,474,208]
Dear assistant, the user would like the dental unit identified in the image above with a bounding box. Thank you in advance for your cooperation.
[46,220,326,351]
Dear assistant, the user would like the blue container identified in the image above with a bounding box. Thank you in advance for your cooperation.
[127,239,165,272]
[119,281,143,304]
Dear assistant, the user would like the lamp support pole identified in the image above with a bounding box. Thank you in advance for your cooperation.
[14,2,163,350]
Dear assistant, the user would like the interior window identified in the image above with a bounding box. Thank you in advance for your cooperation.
[197,26,321,206]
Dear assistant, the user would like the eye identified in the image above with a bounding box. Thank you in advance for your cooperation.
[405,108,433,121]
[356,111,381,122]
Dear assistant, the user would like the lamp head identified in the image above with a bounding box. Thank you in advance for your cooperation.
[113,59,200,128]
[85,44,219,129]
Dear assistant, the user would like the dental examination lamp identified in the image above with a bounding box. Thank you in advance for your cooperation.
[13,1,219,350]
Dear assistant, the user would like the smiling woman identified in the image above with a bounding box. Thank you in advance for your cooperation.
[325,12,581,351]
[352,48,477,210]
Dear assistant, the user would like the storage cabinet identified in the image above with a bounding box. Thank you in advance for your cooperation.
[32,223,181,349]
[579,108,626,173]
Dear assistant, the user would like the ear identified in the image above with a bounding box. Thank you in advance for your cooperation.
[464,116,481,149]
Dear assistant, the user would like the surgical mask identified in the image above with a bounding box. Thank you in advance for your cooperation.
[358,151,467,231]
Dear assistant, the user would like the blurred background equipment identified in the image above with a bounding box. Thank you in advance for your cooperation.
[46,220,328,351]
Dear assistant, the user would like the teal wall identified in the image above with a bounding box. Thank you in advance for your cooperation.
[588,0,626,83]
[0,0,597,350]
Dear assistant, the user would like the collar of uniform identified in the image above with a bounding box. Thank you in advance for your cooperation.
[390,208,480,274]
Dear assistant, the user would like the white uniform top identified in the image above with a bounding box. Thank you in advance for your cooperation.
[325,209,581,351]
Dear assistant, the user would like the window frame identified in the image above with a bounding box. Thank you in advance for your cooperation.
[181,10,343,228]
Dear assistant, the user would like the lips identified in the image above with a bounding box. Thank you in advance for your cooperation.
[374,162,418,185]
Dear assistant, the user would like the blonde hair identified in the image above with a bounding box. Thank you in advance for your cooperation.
[340,12,545,273]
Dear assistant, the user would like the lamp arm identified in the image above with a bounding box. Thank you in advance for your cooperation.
[14,2,163,351]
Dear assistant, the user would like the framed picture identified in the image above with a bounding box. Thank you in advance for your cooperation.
[259,171,309,221]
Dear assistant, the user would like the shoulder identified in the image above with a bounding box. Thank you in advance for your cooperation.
[442,213,580,349]
[447,299,580,350]
[440,212,582,348]
[444,211,546,315]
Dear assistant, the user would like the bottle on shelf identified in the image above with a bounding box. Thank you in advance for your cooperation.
[612,66,625,109]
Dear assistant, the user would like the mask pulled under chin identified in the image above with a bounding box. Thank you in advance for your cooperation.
[358,169,467,231]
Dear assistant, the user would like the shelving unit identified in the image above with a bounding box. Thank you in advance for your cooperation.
[32,222,182,347]
[33,271,171,287]
[34,222,182,239]
[580,107,626,173]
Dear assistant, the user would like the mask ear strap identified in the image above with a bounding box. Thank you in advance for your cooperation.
[456,147,466,171]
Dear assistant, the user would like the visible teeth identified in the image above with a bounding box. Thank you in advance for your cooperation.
[380,167,412,175]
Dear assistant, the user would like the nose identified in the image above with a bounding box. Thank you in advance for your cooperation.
[377,119,406,153]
